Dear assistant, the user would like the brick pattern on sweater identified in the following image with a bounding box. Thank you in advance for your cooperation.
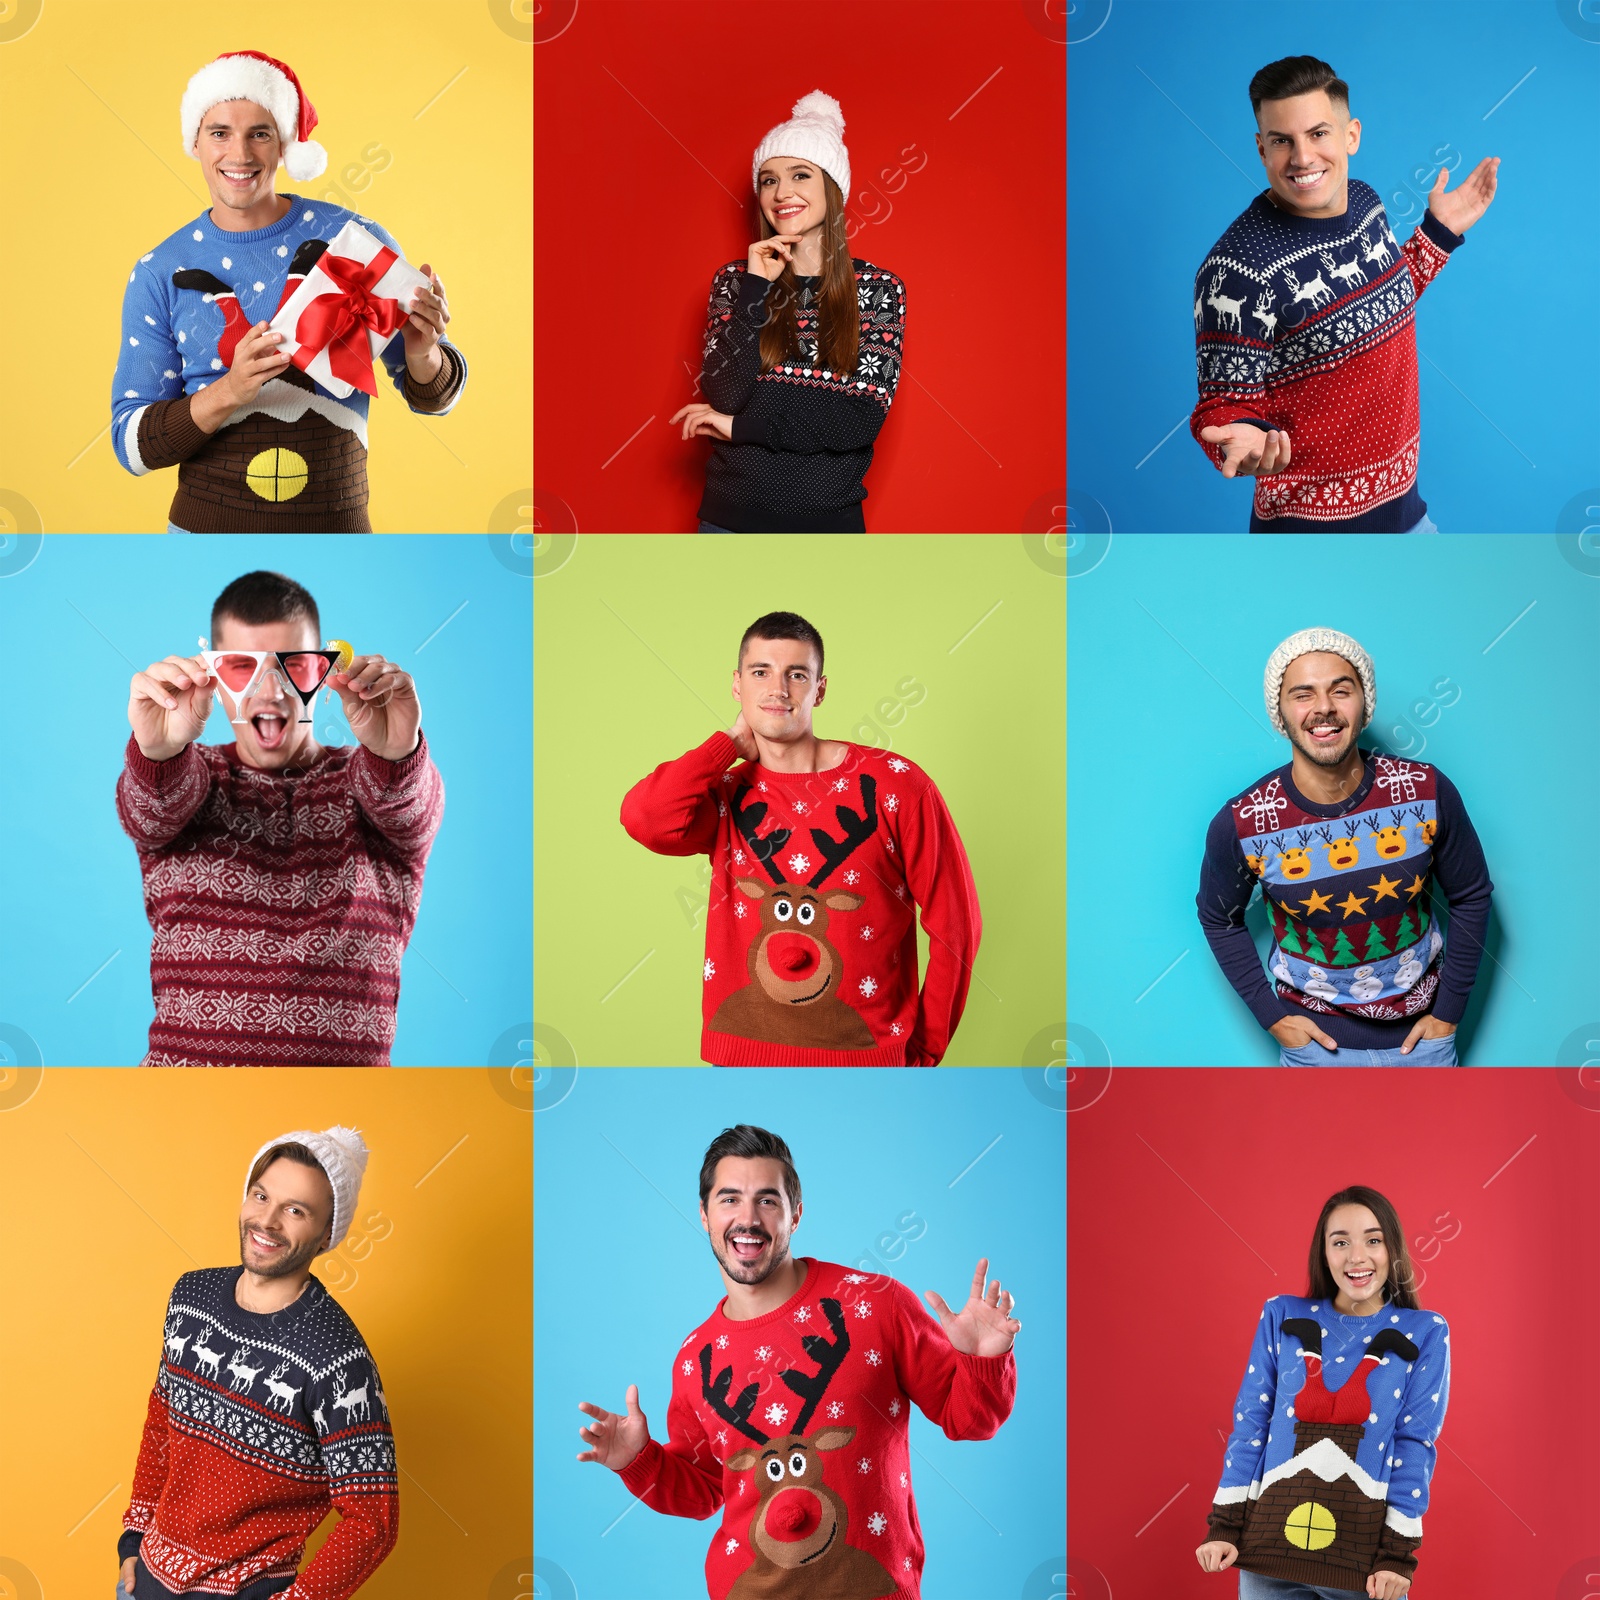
[120,1267,398,1599]
[1189,181,1462,530]
[115,731,444,1065]
[617,1257,1016,1600]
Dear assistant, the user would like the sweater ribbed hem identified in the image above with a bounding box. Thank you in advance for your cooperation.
[1235,1552,1372,1592]
[168,489,374,532]
[696,491,866,533]
[702,1028,908,1065]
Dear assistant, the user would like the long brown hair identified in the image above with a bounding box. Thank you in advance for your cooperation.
[757,171,860,381]
[1305,1184,1420,1309]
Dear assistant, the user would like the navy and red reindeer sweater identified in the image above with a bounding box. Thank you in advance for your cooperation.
[1197,749,1493,1050]
[119,1266,398,1599]
[618,1257,1017,1600]
[1189,180,1465,530]
[621,732,980,1065]
[695,259,905,532]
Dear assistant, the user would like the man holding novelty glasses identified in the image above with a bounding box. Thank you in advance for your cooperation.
[116,569,444,1066]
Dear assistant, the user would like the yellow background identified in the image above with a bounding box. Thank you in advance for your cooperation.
[0,0,531,534]
[0,1068,531,1596]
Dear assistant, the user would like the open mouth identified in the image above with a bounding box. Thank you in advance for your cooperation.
[1287,170,1328,193]
[1306,721,1344,745]
[1344,1268,1375,1288]
[729,1232,769,1261]
[249,1229,286,1254]
[774,205,806,221]
[251,713,289,750]
[220,167,260,188]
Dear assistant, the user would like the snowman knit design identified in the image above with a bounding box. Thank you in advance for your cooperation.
[694,259,905,531]
[119,1267,398,1599]
[617,1257,1016,1600]
[1189,179,1464,531]
[111,197,466,531]
[1207,1296,1449,1591]
[620,732,980,1064]
[1198,750,1494,1050]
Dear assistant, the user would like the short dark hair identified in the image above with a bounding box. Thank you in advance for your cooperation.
[698,1125,802,1214]
[246,1141,329,1197]
[738,611,824,675]
[1249,55,1349,120]
[211,570,321,646]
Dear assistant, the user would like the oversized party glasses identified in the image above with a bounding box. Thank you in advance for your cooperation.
[197,637,343,725]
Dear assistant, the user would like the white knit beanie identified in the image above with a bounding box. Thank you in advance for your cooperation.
[1263,628,1376,736]
[243,1125,369,1253]
[752,90,851,205]
[181,50,328,182]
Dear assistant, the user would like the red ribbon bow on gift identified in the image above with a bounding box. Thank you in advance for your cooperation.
[292,246,411,396]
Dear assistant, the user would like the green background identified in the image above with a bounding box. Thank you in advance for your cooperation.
[534,536,1065,1066]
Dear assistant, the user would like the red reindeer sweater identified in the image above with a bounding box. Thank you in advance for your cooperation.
[620,733,981,1065]
[618,1257,1017,1600]
[115,731,443,1065]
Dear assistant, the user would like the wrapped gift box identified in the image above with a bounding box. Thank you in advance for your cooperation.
[269,219,430,399]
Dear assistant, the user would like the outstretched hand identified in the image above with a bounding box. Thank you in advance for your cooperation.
[924,1258,1020,1357]
[577,1383,650,1473]
[1427,157,1499,235]
[1199,422,1292,478]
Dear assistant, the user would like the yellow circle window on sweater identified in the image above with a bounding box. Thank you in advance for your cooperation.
[245,447,309,501]
[1283,1501,1337,1550]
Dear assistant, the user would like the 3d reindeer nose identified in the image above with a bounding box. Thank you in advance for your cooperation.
[766,933,819,980]
[766,1489,821,1541]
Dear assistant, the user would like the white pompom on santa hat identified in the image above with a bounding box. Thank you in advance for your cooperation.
[182,50,328,182]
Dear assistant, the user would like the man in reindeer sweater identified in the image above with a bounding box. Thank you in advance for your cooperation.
[110,51,467,531]
[620,611,981,1065]
[118,1126,397,1598]
[577,1124,1019,1600]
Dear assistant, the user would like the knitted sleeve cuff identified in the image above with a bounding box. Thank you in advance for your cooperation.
[617,1435,665,1498]
[137,394,212,470]
[1419,209,1465,253]
[124,732,204,788]
[350,728,429,783]
[117,1528,145,1562]
[404,344,462,411]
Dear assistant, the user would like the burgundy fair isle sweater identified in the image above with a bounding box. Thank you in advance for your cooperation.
[115,731,443,1065]
[620,733,981,1065]
[618,1257,1017,1600]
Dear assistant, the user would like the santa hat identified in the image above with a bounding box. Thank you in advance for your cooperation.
[752,90,851,206]
[242,1125,369,1254]
[182,50,328,182]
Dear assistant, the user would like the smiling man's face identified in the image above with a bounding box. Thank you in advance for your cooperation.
[700,1156,801,1288]
[240,1155,333,1279]
[213,614,325,771]
[196,99,285,225]
[732,636,825,748]
[1280,650,1364,766]
[1255,88,1361,219]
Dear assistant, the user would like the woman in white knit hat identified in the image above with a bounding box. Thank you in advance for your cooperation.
[669,91,907,533]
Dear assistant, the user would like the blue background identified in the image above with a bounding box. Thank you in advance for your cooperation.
[0,535,530,1067]
[1068,0,1600,533]
[1067,534,1599,1065]
[533,1067,1065,1596]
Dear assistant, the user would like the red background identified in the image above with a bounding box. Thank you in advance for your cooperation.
[1067,1070,1600,1600]
[534,0,1065,532]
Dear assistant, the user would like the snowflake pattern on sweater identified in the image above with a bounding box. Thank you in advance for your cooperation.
[120,1267,397,1599]
[617,1258,1016,1600]
[1189,181,1462,530]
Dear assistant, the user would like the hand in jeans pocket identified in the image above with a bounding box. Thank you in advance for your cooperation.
[1280,1041,1338,1065]
[1406,1030,1459,1064]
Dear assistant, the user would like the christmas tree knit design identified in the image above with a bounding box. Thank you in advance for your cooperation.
[1240,1319,1422,1582]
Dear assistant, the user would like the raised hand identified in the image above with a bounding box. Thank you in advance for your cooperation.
[1427,157,1499,235]
[670,402,734,442]
[129,653,216,761]
[727,710,759,763]
[923,1258,1020,1357]
[1199,422,1292,478]
[577,1383,650,1472]
[402,263,450,361]
[326,654,421,761]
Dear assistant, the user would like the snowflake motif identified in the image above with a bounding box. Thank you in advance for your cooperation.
[707,336,719,353]
[883,794,898,812]
[888,757,910,773]
[724,1537,740,1555]
[889,1398,902,1417]
[191,1394,212,1421]
[737,1478,745,1494]
[786,852,813,876]
[895,885,908,899]
[716,1335,729,1350]
[245,1420,269,1447]
[844,1273,869,1283]
[756,1345,773,1362]
[827,1401,845,1419]
[733,848,746,865]
[764,1402,789,1427]
[831,778,849,792]
[900,1471,908,1488]
[1223,353,1251,382]
[1334,316,1356,344]
[356,1442,378,1470]
[682,1359,694,1375]
[854,1300,873,1319]
[857,1457,872,1474]
[860,351,883,376]
[717,801,726,817]
[859,977,878,998]
[758,781,769,792]
[1310,326,1334,355]
[734,901,747,918]
[890,1023,903,1037]
[885,838,895,854]
[842,869,860,886]
[704,959,716,981]
[794,1306,812,1324]
[793,801,809,815]
[868,1511,888,1536]
[717,1429,729,1445]
[859,926,875,940]
[865,1349,882,1367]
[904,1557,913,1571]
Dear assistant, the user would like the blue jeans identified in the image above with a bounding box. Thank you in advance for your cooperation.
[117,1555,178,1596]
[698,520,735,532]
[1409,511,1439,532]
[1238,1571,1365,1600]
[166,522,193,533]
[1280,1032,1459,1065]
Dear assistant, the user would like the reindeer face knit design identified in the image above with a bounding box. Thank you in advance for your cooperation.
[621,733,980,1065]
[111,198,466,532]
[115,732,444,1066]
[1207,1296,1449,1591]
[617,1258,1016,1600]
[120,1266,398,1599]
[1189,179,1464,531]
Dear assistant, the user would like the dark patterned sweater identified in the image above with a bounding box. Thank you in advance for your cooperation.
[1196,750,1492,1049]
[695,258,905,532]
[1206,1295,1449,1590]
[119,1266,398,1599]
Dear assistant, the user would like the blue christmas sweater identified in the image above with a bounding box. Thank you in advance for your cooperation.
[111,197,467,532]
[1207,1295,1450,1590]
[1197,750,1493,1050]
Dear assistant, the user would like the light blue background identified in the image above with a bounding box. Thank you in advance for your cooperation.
[533,1068,1064,1596]
[0,535,530,1067]
[1068,0,1600,532]
[1067,534,1598,1065]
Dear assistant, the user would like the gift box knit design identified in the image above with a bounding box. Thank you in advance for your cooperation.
[119,1266,398,1599]
[621,732,980,1064]
[1189,180,1463,531]
[111,197,466,531]
[115,731,444,1066]
[618,1257,1016,1600]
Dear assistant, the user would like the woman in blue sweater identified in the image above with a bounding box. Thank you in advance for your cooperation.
[1195,1185,1450,1600]
[669,91,904,533]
